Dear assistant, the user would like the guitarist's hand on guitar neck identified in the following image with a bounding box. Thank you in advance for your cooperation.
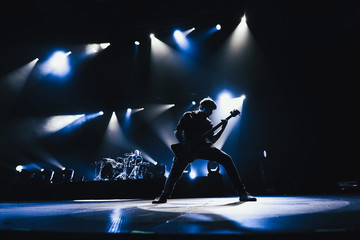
[171,109,240,161]
[221,119,228,128]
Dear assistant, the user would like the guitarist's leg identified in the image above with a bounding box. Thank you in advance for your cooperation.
[152,157,189,203]
[199,147,256,201]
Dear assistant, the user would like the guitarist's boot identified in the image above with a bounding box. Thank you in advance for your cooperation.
[239,189,257,202]
[152,194,168,204]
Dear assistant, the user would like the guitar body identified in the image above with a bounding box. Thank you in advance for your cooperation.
[170,109,240,162]
[171,142,211,162]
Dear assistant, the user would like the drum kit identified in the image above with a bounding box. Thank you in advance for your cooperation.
[94,150,151,181]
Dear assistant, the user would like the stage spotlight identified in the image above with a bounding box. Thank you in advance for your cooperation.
[134,41,140,45]
[183,164,196,179]
[42,114,85,135]
[86,44,100,54]
[207,161,221,177]
[126,108,132,118]
[174,30,183,40]
[84,111,104,121]
[16,165,23,172]
[241,14,246,22]
[32,169,54,184]
[186,101,197,111]
[40,50,71,77]
[173,29,190,50]
[100,43,110,49]
[263,150,267,158]
[150,33,155,39]
[85,43,110,55]
[216,24,221,30]
[218,90,233,103]
[61,168,74,183]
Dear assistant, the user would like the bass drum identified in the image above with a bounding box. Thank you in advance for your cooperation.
[100,162,115,180]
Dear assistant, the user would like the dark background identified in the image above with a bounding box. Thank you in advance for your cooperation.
[0,0,359,197]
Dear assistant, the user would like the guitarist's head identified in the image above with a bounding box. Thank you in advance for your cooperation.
[199,97,217,117]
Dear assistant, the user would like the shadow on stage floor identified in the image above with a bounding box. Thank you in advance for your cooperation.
[4,175,238,201]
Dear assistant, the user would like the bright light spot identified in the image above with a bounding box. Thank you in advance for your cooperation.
[140,152,158,165]
[84,111,104,121]
[134,41,140,45]
[42,114,85,134]
[218,90,233,104]
[142,104,177,150]
[100,43,110,49]
[86,44,100,54]
[126,108,132,118]
[85,43,110,55]
[97,111,132,157]
[190,171,196,179]
[184,27,195,35]
[241,14,247,22]
[1,58,39,97]
[192,101,196,105]
[212,91,246,149]
[174,30,184,40]
[16,165,23,172]
[40,50,71,77]
[216,24,221,30]
[173,29,189,49]
[263,150,267,158]
[130,108,144,114]
[108,112,119,132]
[150,33,155,38]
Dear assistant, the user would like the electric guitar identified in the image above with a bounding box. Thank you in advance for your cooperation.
[170,109,241,161]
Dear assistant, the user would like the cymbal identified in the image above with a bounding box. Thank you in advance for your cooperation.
[124,153,135,157]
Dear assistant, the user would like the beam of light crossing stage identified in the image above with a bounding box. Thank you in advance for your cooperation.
[207,14,251,81]
[0,58,39,102]
[228,15,249,53]
[39,50,71,77]
[142,104,177,151]
[85,42,110,55]
[212,91,246,150]
[1,115,67,171]
[97,111,133,157]
[149,34,198,97]
[99,111,158,165]
[173,27,194,50]
[123,108,144,133]
[41,114,85,135]
[41,111,103,136]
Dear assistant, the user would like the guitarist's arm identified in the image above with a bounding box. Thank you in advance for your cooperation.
[207,119,228,143]
[174,112,193,152]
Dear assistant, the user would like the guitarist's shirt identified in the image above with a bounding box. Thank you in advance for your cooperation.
[175,110,213,148]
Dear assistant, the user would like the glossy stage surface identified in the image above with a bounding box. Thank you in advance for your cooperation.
[1,194,359,240]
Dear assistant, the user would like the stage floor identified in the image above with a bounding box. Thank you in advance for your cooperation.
[1,194,359,240]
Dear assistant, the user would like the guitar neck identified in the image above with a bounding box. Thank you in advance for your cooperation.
[203,114,234,138]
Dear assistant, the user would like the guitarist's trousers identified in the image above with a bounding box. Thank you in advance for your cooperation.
[159,146,247,199]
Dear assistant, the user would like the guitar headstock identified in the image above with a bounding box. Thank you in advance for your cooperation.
[230,109,240,117]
